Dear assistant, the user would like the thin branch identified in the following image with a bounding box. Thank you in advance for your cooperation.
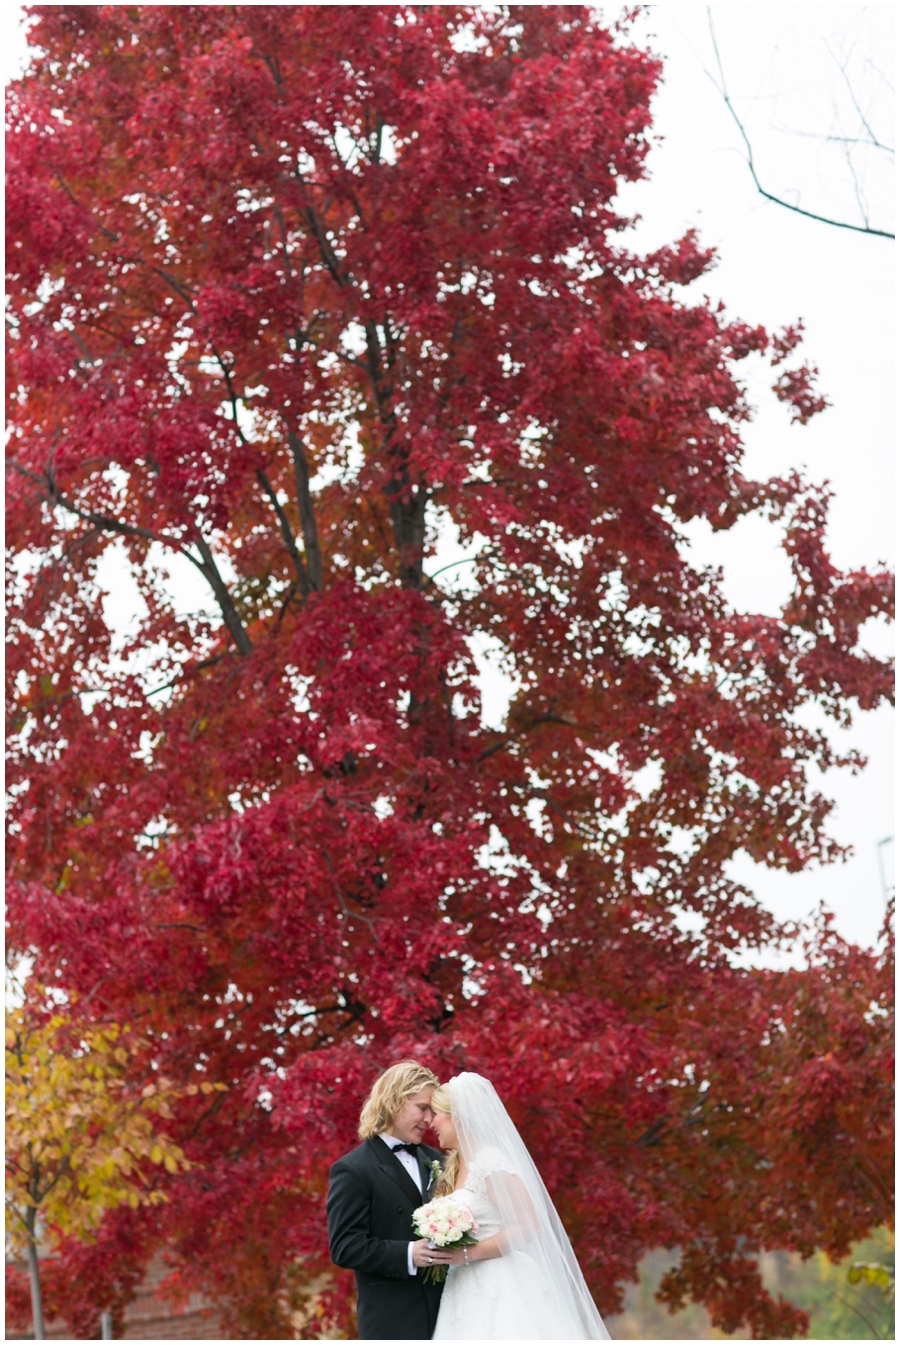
[9,458,165,548]
[423,556,479,588]
[477,735,515,764]
[10,456,255,658]
[476,711,586,763]
[537,790,594,841]
[150,265,198,308]
[775,127,893,152]
[824,1287,886,1339]
[53,172,119,241]
[144,652,230,698]
[842,135,872,231]
[706,10,894,240]
[192,536,253,657]
[295,177,351,288]
[333,347,371,374]
[256,467,310,596]
[207,347,312,602]
[825,37,894,154]
[323,853,379,944]
[272,206,294,276]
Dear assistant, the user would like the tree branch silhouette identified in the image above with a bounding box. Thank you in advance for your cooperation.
[707,8,894,240]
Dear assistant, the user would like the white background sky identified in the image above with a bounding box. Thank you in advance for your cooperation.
[4,5,894,954]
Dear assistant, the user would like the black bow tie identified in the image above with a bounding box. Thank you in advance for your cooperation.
[391,1142,420,1157]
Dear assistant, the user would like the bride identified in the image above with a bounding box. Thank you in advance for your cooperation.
[428,1073,609,1340]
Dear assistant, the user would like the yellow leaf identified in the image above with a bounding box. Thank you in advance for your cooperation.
[6,999,193,1246]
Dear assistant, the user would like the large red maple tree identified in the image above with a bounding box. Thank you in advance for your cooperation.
[6,6,893,1339]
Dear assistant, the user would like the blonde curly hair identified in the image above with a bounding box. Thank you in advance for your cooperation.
[358,1060,439,1140]
[429,1083,460,1196]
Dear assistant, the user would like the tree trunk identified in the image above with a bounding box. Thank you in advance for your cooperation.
[288,432,323,593]
[25,1206,45,1340]
[386,479,427,589]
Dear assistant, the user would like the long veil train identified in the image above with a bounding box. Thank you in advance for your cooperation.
[448,1072,609,1340]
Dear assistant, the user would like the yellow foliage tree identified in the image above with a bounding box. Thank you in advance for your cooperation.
[5,1002,219,1339]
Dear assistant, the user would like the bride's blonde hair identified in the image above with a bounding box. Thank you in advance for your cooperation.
[430,1083,460,1196]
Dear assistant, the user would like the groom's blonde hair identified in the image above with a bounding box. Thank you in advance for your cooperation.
[358,1060,439,1139]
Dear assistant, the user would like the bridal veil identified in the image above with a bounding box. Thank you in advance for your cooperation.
[447,1072,610,1340]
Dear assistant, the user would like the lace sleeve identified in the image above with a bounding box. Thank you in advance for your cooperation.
[466,1144,519,1196]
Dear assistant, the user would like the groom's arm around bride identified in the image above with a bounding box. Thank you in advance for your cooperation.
[327,1061,452,1340]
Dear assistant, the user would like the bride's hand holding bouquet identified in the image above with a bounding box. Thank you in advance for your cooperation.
[412,1193,481,1283]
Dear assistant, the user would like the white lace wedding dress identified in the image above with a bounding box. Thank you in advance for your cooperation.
[433,1144,607,1340]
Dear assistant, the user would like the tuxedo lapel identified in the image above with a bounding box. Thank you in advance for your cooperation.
[368,1137,423,1208]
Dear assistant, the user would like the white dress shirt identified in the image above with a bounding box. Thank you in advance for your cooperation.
[379,1132,424,1276]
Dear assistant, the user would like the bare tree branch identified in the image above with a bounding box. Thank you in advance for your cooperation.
[825,36,894,155]
[707,9,894,240]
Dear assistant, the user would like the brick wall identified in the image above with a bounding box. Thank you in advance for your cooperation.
[117,1258,225,1340]
[6,1255,227,1341]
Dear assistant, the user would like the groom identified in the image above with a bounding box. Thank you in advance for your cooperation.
[327,1060,452,1339]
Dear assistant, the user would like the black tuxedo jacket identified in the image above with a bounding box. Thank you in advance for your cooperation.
[327,1136,444,1340]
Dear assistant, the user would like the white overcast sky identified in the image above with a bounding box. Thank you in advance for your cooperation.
[4,5,895,954]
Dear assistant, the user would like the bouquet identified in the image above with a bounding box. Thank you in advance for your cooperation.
[412,1193,480,1283]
